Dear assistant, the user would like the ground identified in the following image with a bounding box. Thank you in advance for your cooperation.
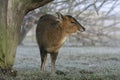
[2,42,120,80]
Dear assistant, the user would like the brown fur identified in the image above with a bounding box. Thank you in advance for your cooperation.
[36,12,85,75]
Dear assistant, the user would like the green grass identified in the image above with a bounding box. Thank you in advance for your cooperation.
[1,69,120,80]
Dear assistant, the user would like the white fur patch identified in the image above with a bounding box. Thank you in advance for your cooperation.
[46,37,67,52]
[61,37,67,44]
[71,31,80,35]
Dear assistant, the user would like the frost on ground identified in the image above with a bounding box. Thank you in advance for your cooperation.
[5,42,120,80]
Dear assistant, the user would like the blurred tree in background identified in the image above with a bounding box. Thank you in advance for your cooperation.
[20,0,120,46]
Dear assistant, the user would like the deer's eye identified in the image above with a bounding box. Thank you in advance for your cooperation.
[71,21,75,23]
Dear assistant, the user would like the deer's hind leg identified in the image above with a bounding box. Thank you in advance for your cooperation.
[40,47,47,72]
[50,52,58,75]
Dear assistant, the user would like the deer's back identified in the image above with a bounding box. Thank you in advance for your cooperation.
[36,14,65,52]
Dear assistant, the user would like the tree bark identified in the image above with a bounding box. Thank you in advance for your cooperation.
[0,0,53,74]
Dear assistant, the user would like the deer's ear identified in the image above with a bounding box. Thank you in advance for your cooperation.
[56,12,64,20]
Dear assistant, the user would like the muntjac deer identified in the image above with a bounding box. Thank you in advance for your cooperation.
[36,12,85,75]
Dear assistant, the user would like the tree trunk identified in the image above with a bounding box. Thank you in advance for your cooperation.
[0,0,53,75]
